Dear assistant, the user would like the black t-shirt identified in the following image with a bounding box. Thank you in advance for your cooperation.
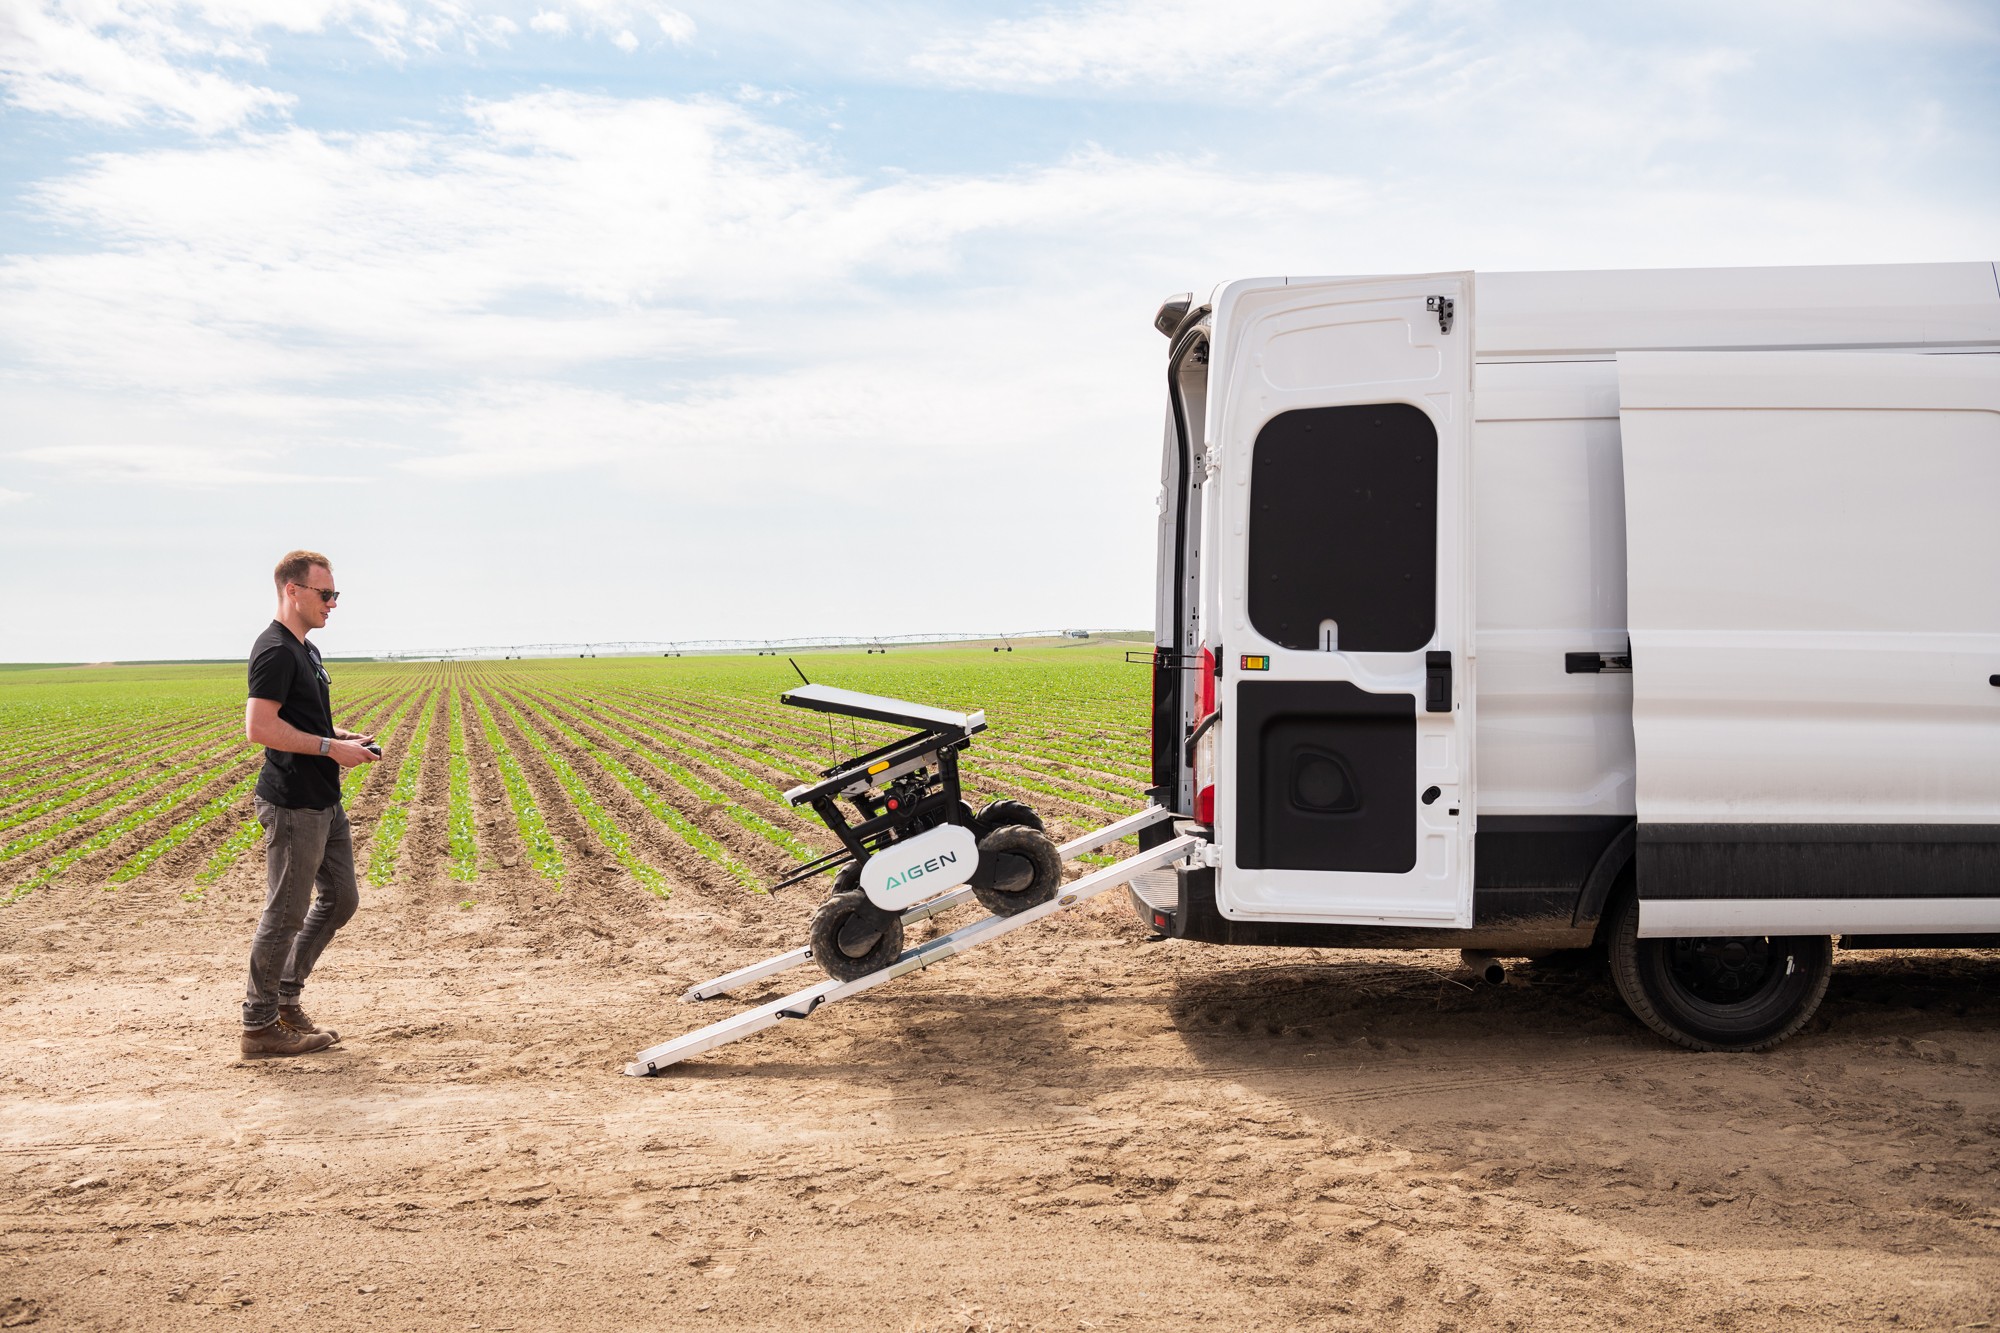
[248,620,341,809]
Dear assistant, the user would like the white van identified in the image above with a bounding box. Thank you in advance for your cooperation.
[1133,262,2000,1052]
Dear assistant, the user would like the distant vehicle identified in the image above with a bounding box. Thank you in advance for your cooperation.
[1137,262,2000,1051]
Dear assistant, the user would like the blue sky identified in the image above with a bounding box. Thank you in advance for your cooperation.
[2,0,1995,661]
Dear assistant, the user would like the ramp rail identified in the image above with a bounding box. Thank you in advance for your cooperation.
[625,807,1188,1075]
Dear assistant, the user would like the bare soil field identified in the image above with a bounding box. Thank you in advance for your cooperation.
[4,845,1998,1332]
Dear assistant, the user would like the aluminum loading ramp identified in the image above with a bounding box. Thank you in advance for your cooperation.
[625,807,1191,1075]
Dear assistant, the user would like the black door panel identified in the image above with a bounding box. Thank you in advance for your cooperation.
[1237,680,1415,872]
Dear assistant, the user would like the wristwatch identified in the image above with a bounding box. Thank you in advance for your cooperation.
[319,736,332,756]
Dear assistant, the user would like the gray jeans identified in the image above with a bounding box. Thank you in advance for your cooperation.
[243,797,358,1029]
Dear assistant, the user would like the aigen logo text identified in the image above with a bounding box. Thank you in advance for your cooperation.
[882,850,958,891]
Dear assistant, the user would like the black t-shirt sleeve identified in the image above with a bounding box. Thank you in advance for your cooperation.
[248,640,294,703]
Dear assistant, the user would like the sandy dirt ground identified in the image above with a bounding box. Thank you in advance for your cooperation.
[3,843,1998,1332]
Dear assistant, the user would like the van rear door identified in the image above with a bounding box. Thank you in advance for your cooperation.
[1150,309,1211,817]
[1212,274,1477,928]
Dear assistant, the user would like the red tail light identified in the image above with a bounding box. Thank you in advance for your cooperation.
[1192,643,1217,822]
[1193,723,1217,822]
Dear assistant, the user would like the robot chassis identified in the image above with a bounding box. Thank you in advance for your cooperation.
[771,683,1068,982]
[622,684,1194,1074]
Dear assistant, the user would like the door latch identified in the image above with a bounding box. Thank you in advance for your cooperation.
[1426,295,1454,334]
[1425,651,1452,712]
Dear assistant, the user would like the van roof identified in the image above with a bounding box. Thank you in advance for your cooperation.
[1473,261,2000,359]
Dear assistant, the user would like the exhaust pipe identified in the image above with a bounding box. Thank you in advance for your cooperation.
[1461,950,1507,985]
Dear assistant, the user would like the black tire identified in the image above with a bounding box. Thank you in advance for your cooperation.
[809,881,905,982]
[968,825,1063,917]
[974,798,1044,836]
[1605,890,1832,1052]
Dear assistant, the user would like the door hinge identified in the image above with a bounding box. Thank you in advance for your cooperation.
[1426,295,1454,334]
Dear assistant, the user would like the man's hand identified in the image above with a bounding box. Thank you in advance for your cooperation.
[334,728,376,746]
[328,738,380,769]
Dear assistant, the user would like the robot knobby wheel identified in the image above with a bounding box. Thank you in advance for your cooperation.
[968,825,1063,917]
[973,798,1044,836]
[809,869,905,982]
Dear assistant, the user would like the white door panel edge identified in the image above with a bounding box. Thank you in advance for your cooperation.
[1212,273,1476,928]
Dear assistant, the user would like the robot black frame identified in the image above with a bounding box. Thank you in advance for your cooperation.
[769,684,987,892]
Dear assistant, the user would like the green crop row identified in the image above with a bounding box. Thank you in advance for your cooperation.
[6,759,256,901]
[668,695,1135,820]
[0,735,246,867]
[0,716,222,803]
[489,691,668,895]
[446,686,477,881]
[364,689,439,888]
[592,689,823,794]
[523,684,815,865]
[468,687,563,884]
[193,686,416,892]
[2,644,1154,898]
[111,774,258,885]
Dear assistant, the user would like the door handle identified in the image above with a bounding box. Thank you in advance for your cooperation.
[1184,709,1220,765]
[1426,651,1452,713]
[1566,648,1633,674]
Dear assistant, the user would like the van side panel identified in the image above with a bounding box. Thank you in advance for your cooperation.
[1618,351,2000,933]
[1471,362,1635,821]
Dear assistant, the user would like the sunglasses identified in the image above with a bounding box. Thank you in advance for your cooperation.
[291,582,340,605]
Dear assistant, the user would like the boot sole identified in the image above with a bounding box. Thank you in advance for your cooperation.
[239,1037,336,1058]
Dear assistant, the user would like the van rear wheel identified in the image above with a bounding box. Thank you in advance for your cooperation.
[1606,891,1831,1052]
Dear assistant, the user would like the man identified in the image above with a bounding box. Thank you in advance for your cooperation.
[240,550,380,1058]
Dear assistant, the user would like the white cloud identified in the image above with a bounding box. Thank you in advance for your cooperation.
[0,1,697,131]
[0,96,1402,414]
[655,7,693,44]
[0,486,29,505]
[911,0,1406,97]
[0,0,298,132]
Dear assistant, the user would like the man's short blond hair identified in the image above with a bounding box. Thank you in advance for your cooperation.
[274,550,332,591]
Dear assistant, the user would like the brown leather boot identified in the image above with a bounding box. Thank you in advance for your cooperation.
[278,1004,338,1043]
[241,1021,335,1058]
